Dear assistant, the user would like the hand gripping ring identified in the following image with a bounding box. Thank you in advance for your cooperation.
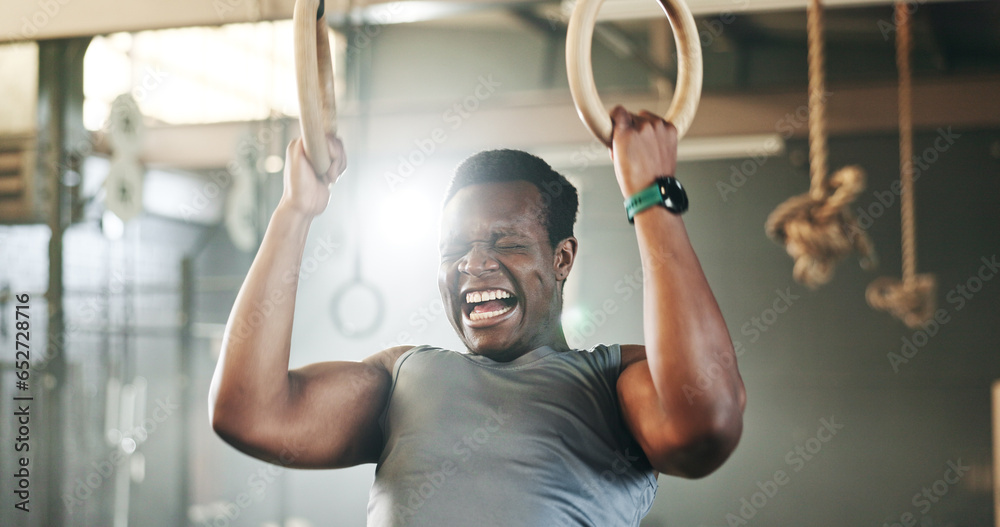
[566,0,703,145]
[293,0,337,175]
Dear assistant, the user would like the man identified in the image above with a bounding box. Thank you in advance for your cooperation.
[209,106,746,525]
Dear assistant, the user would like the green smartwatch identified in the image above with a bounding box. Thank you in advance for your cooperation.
[624,176,689,223]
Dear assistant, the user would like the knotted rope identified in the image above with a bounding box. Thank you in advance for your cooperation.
[865,1,936,328]
[765,0,876,288]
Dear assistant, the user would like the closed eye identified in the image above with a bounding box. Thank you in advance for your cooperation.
[494,236,530,251]
[439,244,466,258]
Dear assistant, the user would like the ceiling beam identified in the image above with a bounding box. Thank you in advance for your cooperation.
[0,0,970,43]
[94,75,1000,171]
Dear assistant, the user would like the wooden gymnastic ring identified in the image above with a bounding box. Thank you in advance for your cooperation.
[293,0,337,175]
[566,0,702,145]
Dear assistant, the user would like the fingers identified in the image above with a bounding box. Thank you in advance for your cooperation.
[610,105,634,130]
[285,136,332,186]
[285,136,301,159]
[285,137,303,176]
[617,109,678,145]
[609,106,680,182]
[607,106,624,157]
[324,134,347,182]
[642,111,678,144]
[637,109,665,123]
[610,107,680,151]
[635,110,677,138]
[612,107,677,136]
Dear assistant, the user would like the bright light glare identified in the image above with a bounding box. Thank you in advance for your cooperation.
[83,20,317,129]
[561,306,584,331]
[102,210,125,240]
[264,155,284,173]
[374,188,437,245]
[120,437,137,454]
[365,2,472,24]
[0,43,39,135]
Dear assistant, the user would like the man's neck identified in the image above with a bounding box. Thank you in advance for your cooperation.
[468,329,571,362]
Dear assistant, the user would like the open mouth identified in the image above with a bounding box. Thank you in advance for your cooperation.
[462,288,518,322]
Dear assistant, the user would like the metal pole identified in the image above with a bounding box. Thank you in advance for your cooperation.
[993,380,999,527]
[37,35,90,527]
[179,257,194,524]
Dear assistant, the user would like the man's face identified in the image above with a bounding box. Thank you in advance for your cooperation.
[438,180,574,361]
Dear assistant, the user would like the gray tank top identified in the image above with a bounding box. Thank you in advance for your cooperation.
[367,344,658,526]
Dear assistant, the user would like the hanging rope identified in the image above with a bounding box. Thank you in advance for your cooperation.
[866,1,936,328]
[765,0,876,288]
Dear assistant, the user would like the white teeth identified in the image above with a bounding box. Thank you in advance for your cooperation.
[465,289,512,304]
[469,304,514,321]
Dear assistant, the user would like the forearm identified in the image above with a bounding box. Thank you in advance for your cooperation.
[209,202,314,429]
[633,205,745,442]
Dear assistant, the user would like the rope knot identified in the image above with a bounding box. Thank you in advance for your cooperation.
[865,274,937,328]
[765,165,877,289]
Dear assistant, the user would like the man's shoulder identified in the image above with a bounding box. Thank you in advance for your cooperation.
[362,345,461,375]
[618,344,646,370]
[361,345,420,375]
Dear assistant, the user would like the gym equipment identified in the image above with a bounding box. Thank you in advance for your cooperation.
[565,0,702,145]
[764,0,876,288]
[225,132,260,252]
[104,376,148,527]
[329,250,386,339]
[866,1,936,328]
[104,94,145,222]
[293,0,337,175]
[993,381,1000,527]
[324,26,386,339]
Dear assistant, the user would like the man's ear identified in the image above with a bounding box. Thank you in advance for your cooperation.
[553,237,578,281]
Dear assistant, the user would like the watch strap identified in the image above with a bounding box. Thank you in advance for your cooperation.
[624,182,665,223]
[624,176,687,223]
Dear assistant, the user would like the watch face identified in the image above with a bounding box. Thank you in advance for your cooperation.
[660,177,689,213]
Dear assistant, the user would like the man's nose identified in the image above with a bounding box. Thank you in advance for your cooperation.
[459,245,499,276]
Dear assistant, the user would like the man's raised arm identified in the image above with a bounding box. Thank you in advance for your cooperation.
[208,137,400,469]
[610,106,747,479]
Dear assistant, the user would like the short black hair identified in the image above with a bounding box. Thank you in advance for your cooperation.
[443,149,579,248]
